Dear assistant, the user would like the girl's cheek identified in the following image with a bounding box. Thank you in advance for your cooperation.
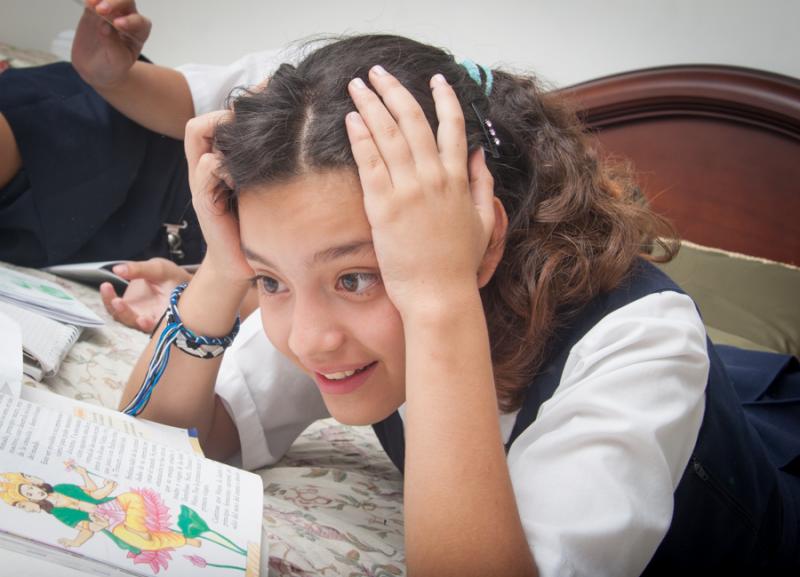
[259,307,293,357]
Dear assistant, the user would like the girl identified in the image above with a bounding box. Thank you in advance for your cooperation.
[5,468,199,552]
[122,35,799,576]
[1,0,268,329]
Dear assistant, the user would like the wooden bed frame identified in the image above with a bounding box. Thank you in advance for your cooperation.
[558,65,800,266]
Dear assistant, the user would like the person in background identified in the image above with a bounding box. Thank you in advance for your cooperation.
[121,34,800,576]
[0,0,269,329]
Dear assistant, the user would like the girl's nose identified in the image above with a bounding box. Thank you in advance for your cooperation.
[287,295,345,360]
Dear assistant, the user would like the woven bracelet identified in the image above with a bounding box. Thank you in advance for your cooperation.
[122,282,240,416]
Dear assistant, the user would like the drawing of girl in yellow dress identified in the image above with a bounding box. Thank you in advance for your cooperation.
[2,463,251,574]
[1,465,202,574]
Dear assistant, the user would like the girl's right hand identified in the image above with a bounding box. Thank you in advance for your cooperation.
[71,0,151,89]
[184,111,255,282]
[100,258,194,332]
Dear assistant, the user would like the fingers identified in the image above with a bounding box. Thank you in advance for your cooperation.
[112,13,151,43]
[430,74,468,176]
[366,66,441,171]
[467,148,497,241]
[345,111,393,201]
[185,111,233,212]
[113,258,192,283]
[92,0,138,18]
[468,148,495,215]
[99,282,154,332]
[347,72,417,190]
[184,110,231,173]
[84,0,149,44]
[347,67,469,193]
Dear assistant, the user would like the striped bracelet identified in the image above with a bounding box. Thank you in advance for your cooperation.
[122,282,240,416]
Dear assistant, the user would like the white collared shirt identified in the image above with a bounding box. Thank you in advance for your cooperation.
[216,290,708,577]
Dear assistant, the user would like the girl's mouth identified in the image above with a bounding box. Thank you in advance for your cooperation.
[314,361,378,395]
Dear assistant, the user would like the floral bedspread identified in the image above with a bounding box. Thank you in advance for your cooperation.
[16,266,405,576]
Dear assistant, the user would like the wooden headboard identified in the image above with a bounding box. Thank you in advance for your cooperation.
[558,65,800,266]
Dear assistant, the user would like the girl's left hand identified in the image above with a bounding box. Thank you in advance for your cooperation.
[345,67,496,319]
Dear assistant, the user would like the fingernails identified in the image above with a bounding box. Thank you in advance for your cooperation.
[371,65,388,76]
[96,1,110,12]
[431,73,448,87]
[350,77,367,90]
[112,264,128,276]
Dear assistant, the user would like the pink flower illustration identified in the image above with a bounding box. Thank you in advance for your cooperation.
[127,549,173,574]
[185,554,208,568]
[132,487,172,531]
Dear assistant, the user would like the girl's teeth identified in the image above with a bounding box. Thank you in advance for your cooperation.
[323,369,357,380]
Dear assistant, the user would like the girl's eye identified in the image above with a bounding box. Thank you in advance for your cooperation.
[337,272,380,295]
[256,275,287,295]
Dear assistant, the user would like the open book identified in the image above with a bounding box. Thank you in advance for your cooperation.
[0,301,82,381]
[0,264,103,327]
[0,373,263,575]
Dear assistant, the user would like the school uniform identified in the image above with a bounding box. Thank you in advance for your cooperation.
[214,258,799,576]
[0,62,201,266]
[0,51,278,266]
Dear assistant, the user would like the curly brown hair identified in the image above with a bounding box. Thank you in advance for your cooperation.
[215,35,676,413]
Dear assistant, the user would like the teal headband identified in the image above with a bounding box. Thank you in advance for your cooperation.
[459,59,494,97]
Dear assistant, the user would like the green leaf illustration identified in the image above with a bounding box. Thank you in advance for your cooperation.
[178,505,210,538]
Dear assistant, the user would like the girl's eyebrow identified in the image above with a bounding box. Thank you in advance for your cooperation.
[311,240,374,265]
[240,240,374,268]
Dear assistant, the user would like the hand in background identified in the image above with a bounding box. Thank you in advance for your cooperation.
[71,0,152,89]
[100,258,193,333]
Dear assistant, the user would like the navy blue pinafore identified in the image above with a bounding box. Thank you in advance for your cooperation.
[372,259,800,572]
[0,62,204,266]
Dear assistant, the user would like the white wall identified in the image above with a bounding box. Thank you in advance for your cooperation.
[2,0,797,87]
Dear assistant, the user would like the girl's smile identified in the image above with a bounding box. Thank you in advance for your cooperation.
[314,361,379,394]
[237,169,406,425]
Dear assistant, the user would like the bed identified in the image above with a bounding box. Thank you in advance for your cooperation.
[558,64,800,358]
[9,63,800,576]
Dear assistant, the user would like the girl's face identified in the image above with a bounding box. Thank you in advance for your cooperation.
[238,169,406,425]
[19,483,47,502]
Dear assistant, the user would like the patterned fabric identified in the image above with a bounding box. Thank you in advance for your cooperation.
[16,266,406,576]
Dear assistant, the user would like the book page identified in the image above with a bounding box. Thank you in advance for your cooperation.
[0,393,262,577]
[20,387,203,455]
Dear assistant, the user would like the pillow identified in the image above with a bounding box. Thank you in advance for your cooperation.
[656,241,800,357]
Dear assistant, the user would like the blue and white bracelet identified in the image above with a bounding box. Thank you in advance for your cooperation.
[122,282,240,416]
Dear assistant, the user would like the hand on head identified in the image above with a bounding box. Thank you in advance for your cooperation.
[184,111,255,283]
[71,0,152,89]
[345,66,504,317]
[100,258,192,332]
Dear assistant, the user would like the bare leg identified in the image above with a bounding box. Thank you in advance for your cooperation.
[0,112,22,189]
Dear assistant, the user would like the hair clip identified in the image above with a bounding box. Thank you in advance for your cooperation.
[471,102,501,159]
[460,59,494,97]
